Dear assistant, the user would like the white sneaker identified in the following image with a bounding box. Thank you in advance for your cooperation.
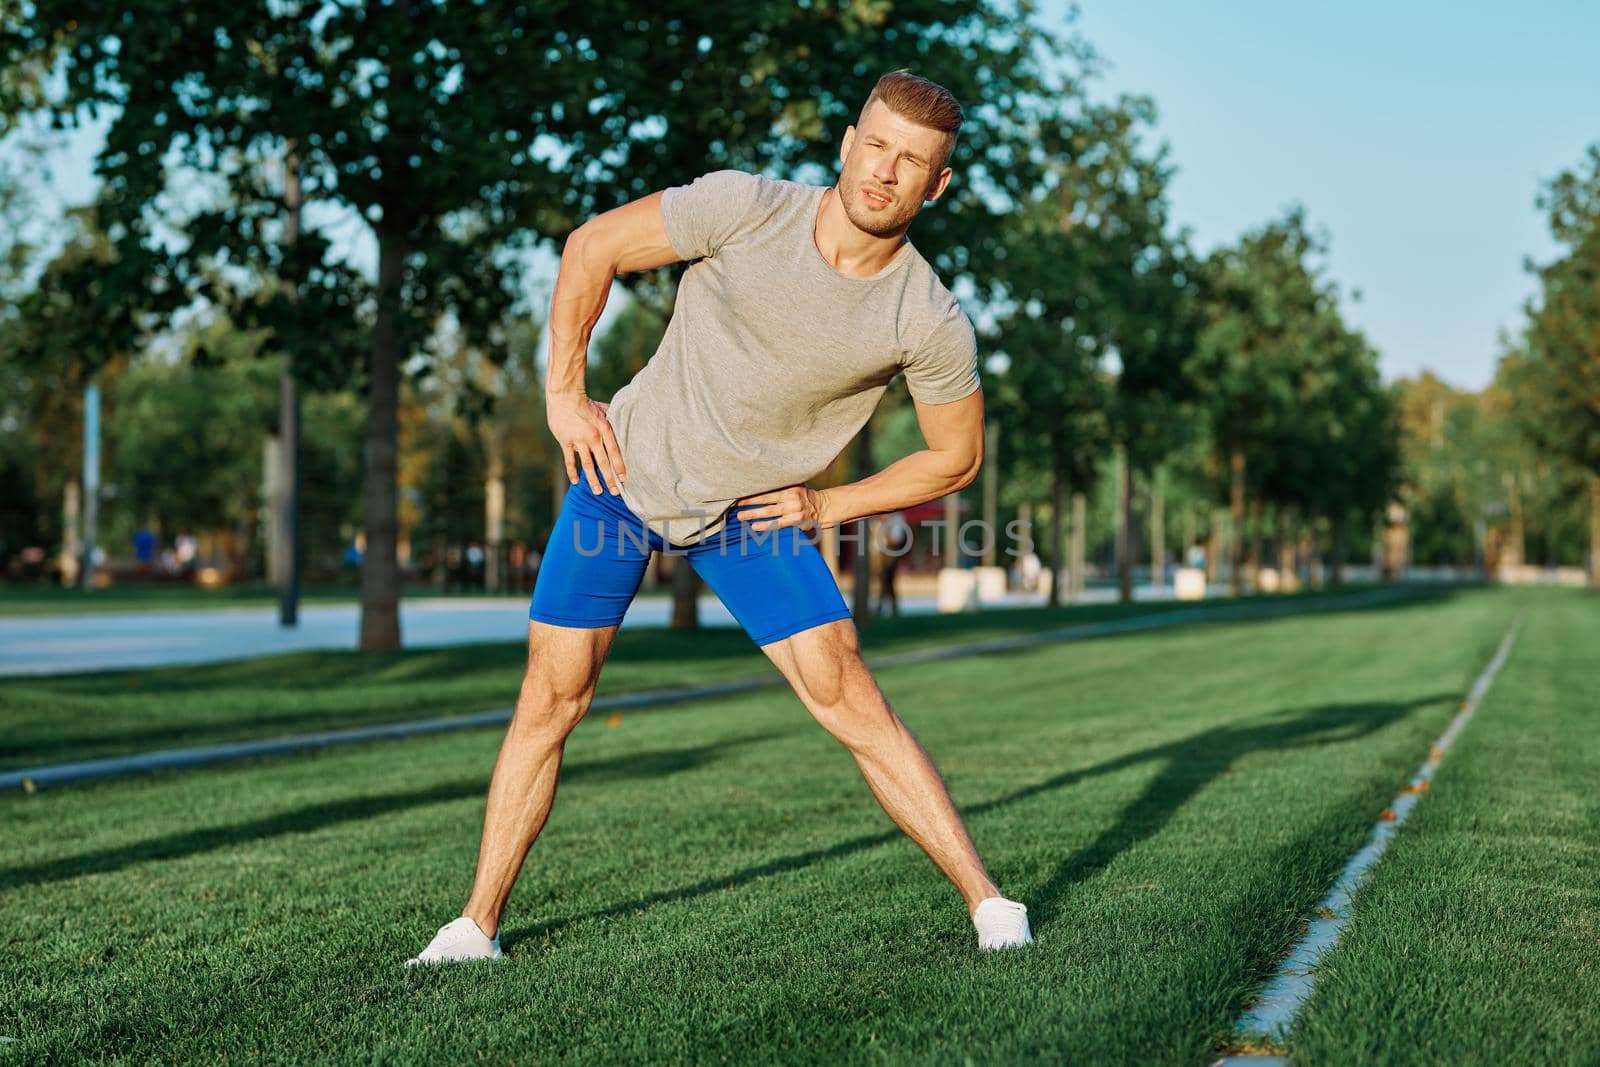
[405,916,503,967]
[973,897,1033,950]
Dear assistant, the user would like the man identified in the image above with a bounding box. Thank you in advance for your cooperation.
[408,69,1032,966]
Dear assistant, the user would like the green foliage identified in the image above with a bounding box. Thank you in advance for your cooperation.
[410,423,486,553]
[1515,144,1600,478]
[1190,211,1396,525]
[984,95,1184,508]
[0,0,1080,381]
[0,0,1089,639]
[105,358,276,538]
[588,299,667,404]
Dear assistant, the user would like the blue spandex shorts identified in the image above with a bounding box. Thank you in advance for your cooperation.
[529,481,853,646]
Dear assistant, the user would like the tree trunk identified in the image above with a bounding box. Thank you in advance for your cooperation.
[551,455,568,523]
[1048,448,1064,608]
[822,524,840,581]
[852,423,873,620]
[234,484,257,583]
[1305,511,1318,588]
[1230,446,1246,597]
[1331,513,1347,587]
[359,224,407,651]
[60,479,81,587]
[1207,506,1224,583]
[1071,491,1086,599]
[81,381,101,590]
[1275,506,1292,593]
[1504,472,1525,571]
[981,420,999,566]
[1150,466,1165,591]
[264,434,284,584]
[944,492,960,566]
[1181,504,1195,573]
[278,146,303,627]
[1589,476,1600,588]
[484,437,505,594]
[1116,445,1134,604]
[1247,499,1264,593]
[671,550,701,629]
[277,369,301,626]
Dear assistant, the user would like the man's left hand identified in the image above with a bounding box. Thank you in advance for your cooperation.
[732,484,833,532]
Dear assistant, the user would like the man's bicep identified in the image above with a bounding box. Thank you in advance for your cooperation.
[574,191,683,275]
[913,387,985,479]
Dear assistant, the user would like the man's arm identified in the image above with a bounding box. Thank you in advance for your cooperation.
[734,387,984,531]
[545,192,682,493]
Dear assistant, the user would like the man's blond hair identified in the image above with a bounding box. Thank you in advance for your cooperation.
[860,69,962,167]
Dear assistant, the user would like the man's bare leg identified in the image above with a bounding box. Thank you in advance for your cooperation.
[459,619,620,938]
[759,618,1002,915]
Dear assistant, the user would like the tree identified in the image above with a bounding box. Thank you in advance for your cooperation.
[106,346,276,571]
[4,0,1084,647]
[3,204,138,582]
[0,130,46,572]
[1189,212,1334,594]
[1515,144,1600,583]
[1291,318,1397,584]
[987,93,1189,606]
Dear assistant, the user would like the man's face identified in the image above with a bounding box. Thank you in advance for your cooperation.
[836,100,954,238]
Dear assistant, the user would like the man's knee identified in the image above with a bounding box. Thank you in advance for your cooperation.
[791,648,896,753]
[512,627,608,738]
[812,691,901,758]
[513,661,595,738]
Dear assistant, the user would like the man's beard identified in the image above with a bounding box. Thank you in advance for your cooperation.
[838,175,920,237]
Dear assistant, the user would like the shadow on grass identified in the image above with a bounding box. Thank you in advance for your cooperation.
[5,690,1451,941]
[857,583,1463,647]
[0,704,516,772]
[3,625,767,697]
[0,731,791,892]
[6,585,1462,699]
[1023,692,1450,927]
[4,586,1466,770]
[492,690,1451,948]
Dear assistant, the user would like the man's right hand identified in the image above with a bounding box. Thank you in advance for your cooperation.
[547,391,626,495]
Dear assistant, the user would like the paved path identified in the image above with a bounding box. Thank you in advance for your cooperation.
[0,585,1196,677]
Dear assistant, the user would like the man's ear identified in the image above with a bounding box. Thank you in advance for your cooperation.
[839,124,856,167]
[924,166,954,204]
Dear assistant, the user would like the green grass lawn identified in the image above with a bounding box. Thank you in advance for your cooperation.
[1287,588,1600,1066]
[0,587,1541,1064]
[1,586,1413,773]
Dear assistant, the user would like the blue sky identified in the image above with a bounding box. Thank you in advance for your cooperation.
[11,2,1599,390]
[1055,0,1600,389]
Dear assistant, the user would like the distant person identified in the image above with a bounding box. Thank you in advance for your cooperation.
[1018,550,1042,593]
[878,511,913,616]
[174,532,197,570]
[406,70,1030,967]
[133,528,157,566]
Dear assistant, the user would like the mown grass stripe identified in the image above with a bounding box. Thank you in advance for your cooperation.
[1,587,1414,793]
[1216,616,1522,1063]
[0,589,1510,1063]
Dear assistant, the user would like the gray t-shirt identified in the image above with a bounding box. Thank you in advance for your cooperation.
[605,169,981,547]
